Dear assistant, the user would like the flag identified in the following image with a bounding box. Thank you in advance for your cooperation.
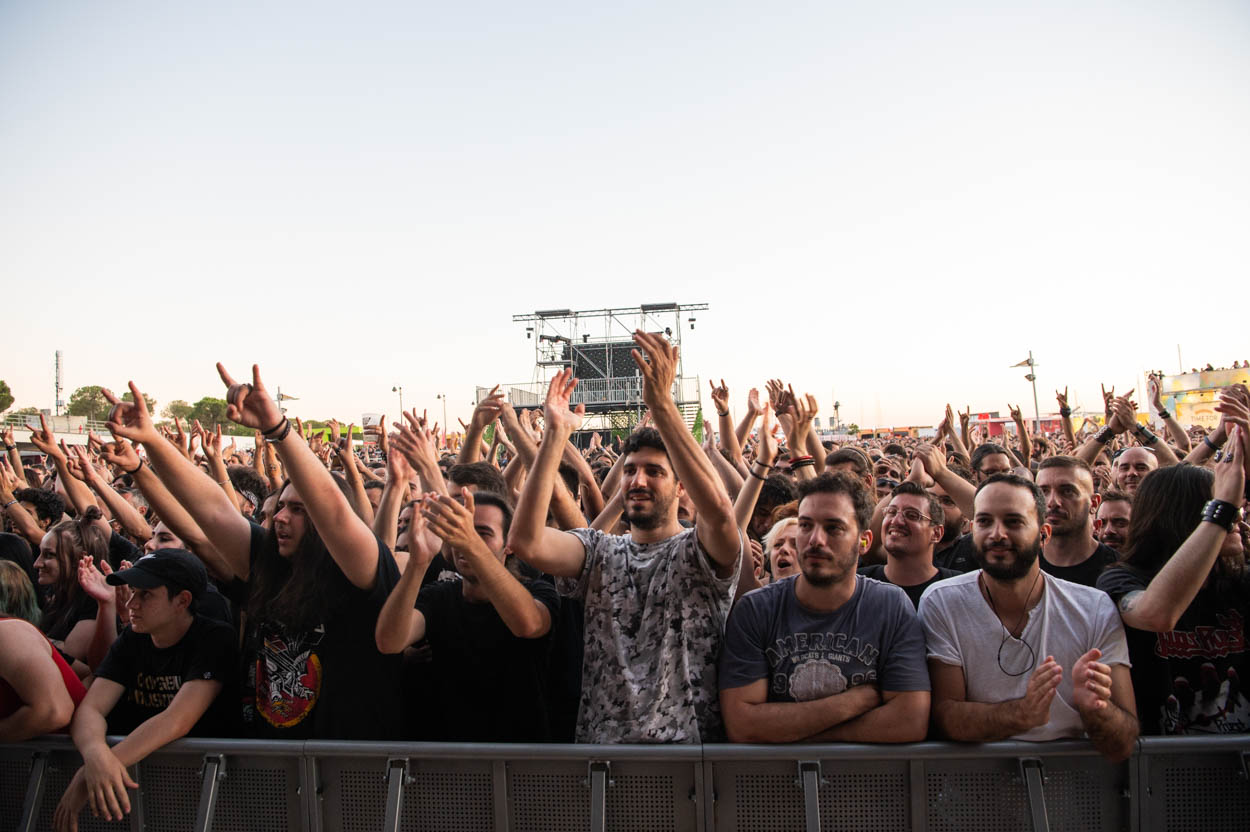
[277,393,299,401]
[1010,358,1032,368]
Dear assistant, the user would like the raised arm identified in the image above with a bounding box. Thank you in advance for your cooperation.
[375,502,439,653]
[735,388,763,448]
[915,442,975,520]
[391,412,450,498]
[29,416,102,517]
[1009,404,1032,467]
[459,387,504,464]
[218,363,381,590]
[426,489,551,638]
[633,330,738,570]
[104,383,253,580]
[507,370,590,578]
[78,557,119,672]
[1055,388,1077,449]
[2,426,27,488]
[70,445,150,542]
[710,379,747,474]
[1116,425,1245,632]
[1149,375,1190,452]
[0,459,46,547]
[196,422,241,512]
[372,440,413,553]
[336,424,374,525]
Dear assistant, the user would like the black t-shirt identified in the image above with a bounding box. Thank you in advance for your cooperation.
[108,531,143,570]
[1040,543,1119,588]
[1097,565,1250,735]
[42,591,97,646]
[419,552,459,587]
[240,523,403,740]
[857,564,960,609]
[934,534,978,574]
[413,576,560,742]
[97,615,238,736]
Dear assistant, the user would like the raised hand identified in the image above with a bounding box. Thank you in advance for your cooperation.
[100,435,142,472]
[327,419,342,446]
[77,556,114,604]
[172,417,191,460]
[755,404,779,467]
[1071,649,1113,714]
[1055,387,1069,411]
[404,496,442,571]
[543,368,585,435]
[746,388,762,416]
[1,426,14,447]
[709,379,729,414]
[913,442,947,480]
[631,330,678,408]
[470,386,506,431]
[217,363,284,432]
[422,488,484,554]
[1148,376,1165,414]
[1016,656,1062,730]
[103,382,160,444]
[393,414,440,472]
[0,458,20,493]
[28,413,65,460]
[1107,395,1137,435]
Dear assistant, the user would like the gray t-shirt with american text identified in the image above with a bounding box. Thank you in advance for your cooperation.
[559,526,740,743]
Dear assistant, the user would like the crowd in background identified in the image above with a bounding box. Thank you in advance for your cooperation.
[1,337,1247,830]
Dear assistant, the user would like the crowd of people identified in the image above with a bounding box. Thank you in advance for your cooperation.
[1,334,1247,830]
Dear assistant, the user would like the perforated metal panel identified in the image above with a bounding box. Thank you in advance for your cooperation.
[137,758,201,831]
[1152,756,1250,831]
[725,765,907,832]
[510,762,692,832]
[509,771,591,831]
[927,761,1113,832]
[0,752,31,830]
[335,768,387,831]
[401,767,494,831]
[209,762,298,832]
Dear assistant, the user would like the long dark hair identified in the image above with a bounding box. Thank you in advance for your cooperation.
[247,475,354,632]
[1119,464,1212,578]
[39,506,110,637]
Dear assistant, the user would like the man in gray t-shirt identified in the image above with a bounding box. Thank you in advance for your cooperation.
[720,472,931,743]
[509,333,744,743]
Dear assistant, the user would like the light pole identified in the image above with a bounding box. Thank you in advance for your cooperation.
[392,385,403,415]
[1010,351,1042,433]
[436,393,448,447]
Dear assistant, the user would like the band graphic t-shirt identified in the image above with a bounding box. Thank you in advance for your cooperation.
[719,575,930,702]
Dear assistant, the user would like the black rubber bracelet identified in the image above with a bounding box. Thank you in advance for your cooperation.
[747,467,767,481]
[1058,407,1071,418]
[125,458,144,475]
[266,419,292,443]
[1203,436,1223,452]
[261,416,288,437]
[1158,409,1171,421]
[1202,499,1239,532]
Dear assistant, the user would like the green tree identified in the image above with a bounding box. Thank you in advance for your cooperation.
[846,423,859,435]
[190,396,229,428]
[123,390,157,415]
[67,385,111,422]
[692,408,704,443]
[0,380,12,413]
[12,406,39,418]
[162,400,194,421]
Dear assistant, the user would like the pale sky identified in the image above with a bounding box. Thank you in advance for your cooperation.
[4,1,1248,430]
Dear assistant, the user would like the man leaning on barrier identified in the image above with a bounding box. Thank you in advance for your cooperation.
[53,549,237,831]
[719,472,931,743]
[920,474,1139,761]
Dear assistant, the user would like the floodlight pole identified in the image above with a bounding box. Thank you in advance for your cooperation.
[1028,351,1041,433]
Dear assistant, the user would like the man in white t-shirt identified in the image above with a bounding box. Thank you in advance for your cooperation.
[918,473,1139,761]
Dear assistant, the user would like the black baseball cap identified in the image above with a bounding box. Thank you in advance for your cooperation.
[106,549,207,600]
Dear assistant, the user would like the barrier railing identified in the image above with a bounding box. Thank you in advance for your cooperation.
[1,736,1246,832]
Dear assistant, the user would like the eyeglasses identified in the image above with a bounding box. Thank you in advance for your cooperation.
[882,506,934,524]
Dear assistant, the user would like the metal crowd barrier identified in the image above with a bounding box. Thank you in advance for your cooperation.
[1,735,1247,832]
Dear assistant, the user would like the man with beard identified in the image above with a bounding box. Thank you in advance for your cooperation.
[1094,491,1131,552]
[508,331,742,743]
[1037,457,1119,587]
[718,472,930,743]
[919,474,1138,760]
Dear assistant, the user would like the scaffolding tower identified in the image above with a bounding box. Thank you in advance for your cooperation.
[479,303,708,436]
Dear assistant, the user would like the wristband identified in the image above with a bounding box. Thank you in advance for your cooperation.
[747,466,768,481]
[1058,407,1071,418]
[261,416,288,437]
[1135,426,1159,446]
[790,459,816,470]
[716,409,728,417]
[1202,499,1239,532]
[1203,435,1223,452]
[1094,426,1115,444]
[263,417,291,442]
[790,455,814,463]
[1158,409,1171,421]
[2,499,16,510]
[125,458,144,475]
[3,444,14,452]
